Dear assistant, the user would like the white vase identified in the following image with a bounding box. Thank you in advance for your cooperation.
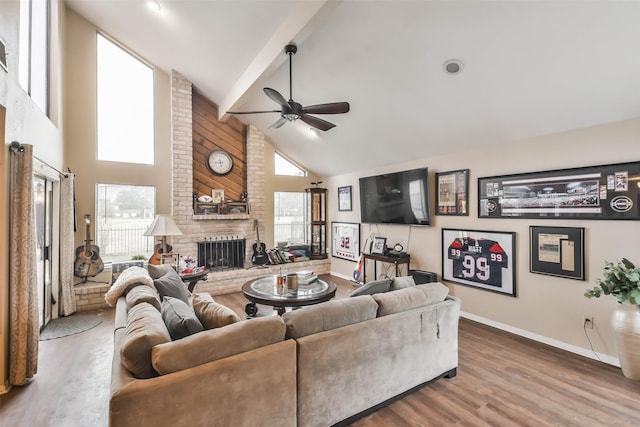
[611,303,640,381]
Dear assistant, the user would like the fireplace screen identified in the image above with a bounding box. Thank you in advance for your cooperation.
[198,238,246,271]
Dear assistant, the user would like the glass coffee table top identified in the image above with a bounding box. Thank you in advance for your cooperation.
[249,275,329,299]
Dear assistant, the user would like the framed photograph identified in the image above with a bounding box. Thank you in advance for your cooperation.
[331,222,360,261]
[436,169,469,216]
[442,228,516,297]
[530,226,585,280]
[371,237,387,255]
[338,185,352,211]
[211,189,224,204]
[478,161,640,220]
[111,261,145,284]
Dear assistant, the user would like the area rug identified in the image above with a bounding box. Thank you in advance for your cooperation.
[39,314,103,341]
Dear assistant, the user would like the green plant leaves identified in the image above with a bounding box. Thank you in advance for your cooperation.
[584,259,640,307]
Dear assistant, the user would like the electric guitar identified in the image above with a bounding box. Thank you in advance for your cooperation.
[74,214,105,280]
[251,219,269,266]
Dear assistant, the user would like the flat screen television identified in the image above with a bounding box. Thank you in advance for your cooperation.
[359,167,430,225]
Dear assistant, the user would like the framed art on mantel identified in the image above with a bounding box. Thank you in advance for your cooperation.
[530,226,585,280]
[442,228,516,297]
[436,169,469,216]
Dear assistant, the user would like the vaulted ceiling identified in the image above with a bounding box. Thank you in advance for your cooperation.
[65,0,640,177]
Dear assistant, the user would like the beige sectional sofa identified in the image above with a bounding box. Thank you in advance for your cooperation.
[108,275,460,427]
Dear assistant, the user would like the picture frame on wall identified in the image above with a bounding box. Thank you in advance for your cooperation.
[338,185,352,211]
[371,237,387,255]
[436,169,469,216]
[530,226,585,280]
[442,228,516,297]
[331,222,360,261]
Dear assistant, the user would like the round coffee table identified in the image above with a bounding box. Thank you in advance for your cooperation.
[241,275,337,317]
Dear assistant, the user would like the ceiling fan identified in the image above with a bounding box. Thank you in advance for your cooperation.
[227,44,350,131]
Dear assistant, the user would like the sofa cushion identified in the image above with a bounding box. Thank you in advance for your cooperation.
[161,296,204,340]
[120,302,171,379]
[373,282,449,317]
[147,263,174,280]
[153,269,190,304]
[282,296,378,339]
[390,275,416,291]
[125,285,161,311]
[152,316,286,375]
[105,266,154,306]
[192,293,241,329]
[349,278,391,297]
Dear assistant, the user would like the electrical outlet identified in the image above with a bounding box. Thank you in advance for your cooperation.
[584,317,594,329]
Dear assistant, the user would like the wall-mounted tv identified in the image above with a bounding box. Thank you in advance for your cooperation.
[359,167,430,225]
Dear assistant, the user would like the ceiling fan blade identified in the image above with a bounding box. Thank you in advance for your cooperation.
[264,88,289,108]
[269,117,288,129]
[302,102,350,115]
[299,114,336,131]
[226,110,281,115]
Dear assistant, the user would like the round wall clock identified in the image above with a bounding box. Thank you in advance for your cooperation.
[206,149,234,175]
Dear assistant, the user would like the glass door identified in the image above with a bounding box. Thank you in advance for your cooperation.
[34,176,53,329]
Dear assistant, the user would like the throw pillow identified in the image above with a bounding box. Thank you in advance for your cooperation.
[349,278,391,297]
[373,282,449,317]
[147,263,173,280]
[390,275,416,291]
[161,296,204,340]
[120,302,171,379]
[125,285,161,311]
[153,269,190,304]
[191,293,241,329]
[105,266,154,306]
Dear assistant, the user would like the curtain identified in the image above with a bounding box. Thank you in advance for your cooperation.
[9,143,39,385]
[59,174,76,316]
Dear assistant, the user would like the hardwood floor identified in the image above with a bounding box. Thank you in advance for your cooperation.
[2,275,639,426]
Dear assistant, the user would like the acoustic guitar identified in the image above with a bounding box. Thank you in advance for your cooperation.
[74,214,105,280]
[251,219,269,266]
[148,240,173,265]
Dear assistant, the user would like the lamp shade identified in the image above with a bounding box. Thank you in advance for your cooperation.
[144,214,183,237]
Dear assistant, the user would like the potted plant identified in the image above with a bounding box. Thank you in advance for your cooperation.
[585,258,640,381]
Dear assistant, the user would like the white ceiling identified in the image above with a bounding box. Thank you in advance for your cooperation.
[65,0,640,177]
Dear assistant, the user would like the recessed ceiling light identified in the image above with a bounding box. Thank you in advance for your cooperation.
[309,128,321,138]
[443,59,464,75]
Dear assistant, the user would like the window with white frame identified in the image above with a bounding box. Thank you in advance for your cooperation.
[274,192,308,245]
[275,153,306,176]
[95,184,155,263]
[19,0,50,115]
[97,33,154,164]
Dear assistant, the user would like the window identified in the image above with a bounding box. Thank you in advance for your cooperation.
[275,153,306,176]
[97,33,154,164]
[274,192,308,245]
[95,184,155,263]
[19,0,50,115]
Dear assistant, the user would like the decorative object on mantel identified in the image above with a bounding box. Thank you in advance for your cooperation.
[585,258,640,381]
[193,191,249,215]
[144,214,182,265]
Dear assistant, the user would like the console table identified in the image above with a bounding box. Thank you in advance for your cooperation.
[362,253,410,283]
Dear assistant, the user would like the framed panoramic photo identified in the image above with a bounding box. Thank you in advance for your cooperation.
[338,185,352,211]
[331,222,360,261]
[442,228,516,297]
[436,169,469,216]
[478,161,640,220]
[530,226,585,280]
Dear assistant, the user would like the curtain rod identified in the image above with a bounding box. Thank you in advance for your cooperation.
[10,141,70,178]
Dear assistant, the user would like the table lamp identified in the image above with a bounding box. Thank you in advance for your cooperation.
[144,214,182,264]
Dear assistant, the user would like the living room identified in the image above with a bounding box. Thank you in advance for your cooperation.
[1,0,640,425]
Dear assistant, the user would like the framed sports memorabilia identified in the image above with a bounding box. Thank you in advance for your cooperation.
[338,186,352,211]
[530,226,585,280]
[331,222,360,261]
[478,161,640,220]
[436,169,469,216]
[442,228,516,297]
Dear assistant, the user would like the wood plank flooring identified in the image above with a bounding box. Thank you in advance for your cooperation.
[1,274,639,426]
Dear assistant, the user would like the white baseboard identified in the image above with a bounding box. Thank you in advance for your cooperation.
[461,311,619,367]
[330,270,357,283]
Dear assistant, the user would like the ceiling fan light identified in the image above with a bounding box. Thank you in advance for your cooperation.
[283,113,300,121]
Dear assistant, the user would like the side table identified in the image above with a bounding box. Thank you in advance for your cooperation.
[362,253,410,283]
[180,270,208,292]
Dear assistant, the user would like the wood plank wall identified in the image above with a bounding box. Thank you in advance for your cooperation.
[192,89,247,202]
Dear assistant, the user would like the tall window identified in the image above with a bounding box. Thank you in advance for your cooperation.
[274,192,308,245]
[97,34,154,164]
[95,184,155,263]
[275,153,306,176]
[19,0,49,115]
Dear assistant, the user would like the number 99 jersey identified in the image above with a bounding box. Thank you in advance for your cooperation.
[447,237,508,287]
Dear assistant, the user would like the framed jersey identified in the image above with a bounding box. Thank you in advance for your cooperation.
[442,228,516,297]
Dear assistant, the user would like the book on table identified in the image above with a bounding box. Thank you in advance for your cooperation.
[297,270,318,284]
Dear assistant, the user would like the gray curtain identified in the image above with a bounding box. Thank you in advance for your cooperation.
[9,143,39,385]
[59,174,76,316]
